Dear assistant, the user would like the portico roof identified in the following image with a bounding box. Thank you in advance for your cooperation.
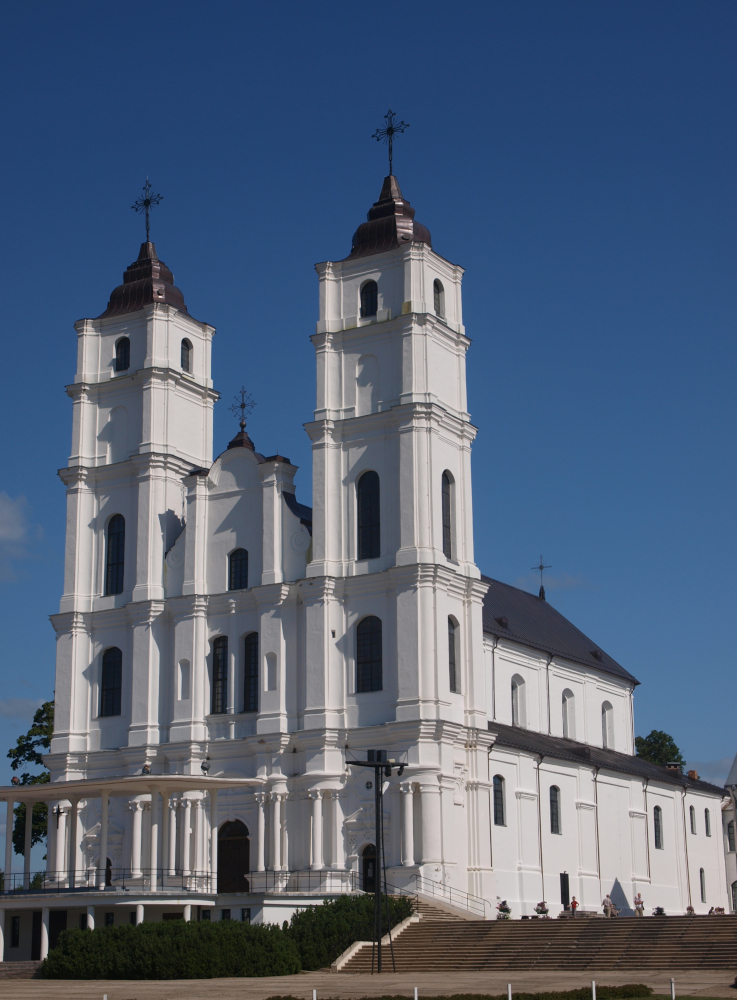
[0,774,265,803]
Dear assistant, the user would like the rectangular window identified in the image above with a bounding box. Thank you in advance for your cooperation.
[550,786,561,835]
[493,776,505,826]
[211,637,228,714]
[728,821,735,853]
[201,909,211,921]
[105,912,114,927]
[241,908,251,923]
[654,806,663,850]
[221,909,231,921]
[11,915,20,948]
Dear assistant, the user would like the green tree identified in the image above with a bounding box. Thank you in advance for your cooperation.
[7,701,54,855]
[635,729,685,768]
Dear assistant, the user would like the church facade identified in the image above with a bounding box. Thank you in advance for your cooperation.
[0,172,729,959]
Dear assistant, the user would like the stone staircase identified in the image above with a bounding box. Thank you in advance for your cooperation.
[0,961,42,979]
[340,914,737,973]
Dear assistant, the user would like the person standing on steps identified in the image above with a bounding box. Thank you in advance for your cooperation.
[634,893,644,917]
[602,893,614,917]
[571,896,579,917]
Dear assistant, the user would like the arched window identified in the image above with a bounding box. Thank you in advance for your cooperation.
[728,820,735,852]
[218,820,250,893]
[493,775,505,826]
[690,805,696,835]
[100,647,122,717]
[448,617,459,693]
[441,472,453,559]
[550,785,561,835]
[181,339,192,373]
[357,471,380,560]
[115,337,130,372]
[705,808,711,837]
[105,514,125,596]
[654,805,663,850]
[601,701,614,749]
[244,632,258,713]
[360,281,378,318]
[562,689,575,740]
[211,636,228,714]
[356,616,382,693]
[700,867,706,904]
[228,549,248,591]
[511,675,526,728]
[433,279,445,318]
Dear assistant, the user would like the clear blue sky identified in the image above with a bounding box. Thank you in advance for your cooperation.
[0,0,735,814]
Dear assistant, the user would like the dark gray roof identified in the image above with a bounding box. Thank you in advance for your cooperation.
[481,575,638,685]
[489,721,726,797]
[283,491,313,534]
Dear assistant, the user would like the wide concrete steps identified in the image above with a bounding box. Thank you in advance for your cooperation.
[341,915,737,973]
[0,961,42,979]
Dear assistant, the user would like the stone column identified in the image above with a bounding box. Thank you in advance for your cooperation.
[54,805,67,881]
[130,802,143,877]
[310,790,323,870]
[98,791,109,888]
[86,905,95,931]
[149,794,159,891]
[183,903,192,922]
[418,774,442,864]
[23,802,33,889]
[168,798,178,875]
[193,800,203,880]
[330,791,344,869]
[161,790,170,878]
[0,908,5,962]
[271,793,282,870]
[209,790,218,893]
[400,783,415,866]
[4,802,13,888]
[68,799,79,887]
[135,903,144,925]
[40,907,49,960]
[255,793,266,871]
[182,799,192,876]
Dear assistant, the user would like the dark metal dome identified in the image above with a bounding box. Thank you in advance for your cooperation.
[347,175,431,259]
[98,241,189,319]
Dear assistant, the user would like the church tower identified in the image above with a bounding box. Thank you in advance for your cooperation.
[53,241,217,757]
[304,175,489,733]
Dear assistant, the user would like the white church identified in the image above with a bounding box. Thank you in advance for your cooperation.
[0,169,730,961]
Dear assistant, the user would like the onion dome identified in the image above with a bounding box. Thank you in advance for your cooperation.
[347,175,431,259]
[98,242,189,319]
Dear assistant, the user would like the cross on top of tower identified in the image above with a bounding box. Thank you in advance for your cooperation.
[132,178,163,243]
[532,555,551,601]
[229,386,256,431]
[372,109,410,176]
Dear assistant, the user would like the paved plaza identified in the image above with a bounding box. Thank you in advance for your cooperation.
[0,969,733,1000]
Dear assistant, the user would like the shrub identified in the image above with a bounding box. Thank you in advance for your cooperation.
[41,919,300,980]
[285,893,413,970]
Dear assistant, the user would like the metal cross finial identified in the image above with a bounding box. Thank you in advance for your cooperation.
[132,177,163,243]
[229,386,256,431]
[532,555,551,600]
[372,109,410,176]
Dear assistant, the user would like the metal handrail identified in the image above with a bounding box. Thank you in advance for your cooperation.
[410,873,489,917]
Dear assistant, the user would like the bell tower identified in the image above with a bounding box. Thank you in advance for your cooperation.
[53,239,217,755]
[303,175,488,732]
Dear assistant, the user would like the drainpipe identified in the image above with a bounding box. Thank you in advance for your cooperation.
[681,788,692,910]
[593,766,602,902]
[490,638,497,721]
[536,754,545,904]
[545,656,552,735]
[643,779,652,882]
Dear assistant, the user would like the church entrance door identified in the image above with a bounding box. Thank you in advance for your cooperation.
[362,844,376,893]
[218,820,250,893]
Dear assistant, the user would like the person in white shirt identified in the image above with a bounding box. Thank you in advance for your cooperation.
[634,892,644,917]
